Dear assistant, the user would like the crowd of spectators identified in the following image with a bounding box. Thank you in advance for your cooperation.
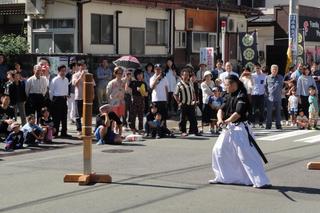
[0,52,319,150]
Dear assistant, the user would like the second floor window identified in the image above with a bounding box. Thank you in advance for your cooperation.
[146,19,168,45]
[192,32,217,53]
[91,14,113,44]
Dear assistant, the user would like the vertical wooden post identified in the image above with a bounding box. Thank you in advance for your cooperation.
[82,74,94,175]
[64,73,112,185]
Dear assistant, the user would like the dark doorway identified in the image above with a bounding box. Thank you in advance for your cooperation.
[266,45,287,76]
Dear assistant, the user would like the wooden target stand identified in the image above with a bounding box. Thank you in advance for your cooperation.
[307,162,320,170]
[64,74,112,185]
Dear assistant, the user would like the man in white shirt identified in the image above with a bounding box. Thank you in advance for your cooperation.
[251,63,267,127]
[72,61,86,136]
[50,65,70,137]
[150,64,169,125]
[25,64,48,121]
[38,57,54,112]
[218,62,239,91]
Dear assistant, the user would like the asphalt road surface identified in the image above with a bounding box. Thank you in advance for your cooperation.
[1,127,320,213]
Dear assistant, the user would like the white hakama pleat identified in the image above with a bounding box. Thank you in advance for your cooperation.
[212,123,270,187]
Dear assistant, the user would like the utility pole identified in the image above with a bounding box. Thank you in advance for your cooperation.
[289,0,299,64]
[216,0,221,61]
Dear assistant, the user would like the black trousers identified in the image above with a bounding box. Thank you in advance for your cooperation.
[179,104,198,134]
[151,126,171,138]
[299,95,309,117]
[129,96,145,130]
[52,96,68,135]
[75,99,83,132]
[281,97,289,121]
[153,101,168,126]
[144,93,151,114]
[123,94,132,126]
[28,94,45,122]
[167,92,178,113]
[251,95,265,125]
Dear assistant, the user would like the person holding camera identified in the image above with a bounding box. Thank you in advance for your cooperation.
[72,61,87,136]
[150,64,169,126]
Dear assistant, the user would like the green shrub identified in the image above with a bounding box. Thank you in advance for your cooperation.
[0,34,29,55]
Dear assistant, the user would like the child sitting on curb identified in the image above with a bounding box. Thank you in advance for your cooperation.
[296,110,309,130]
[22,114,44,146]
[4,122,24,151]
[39,107,56,143]
[145,104,173,139]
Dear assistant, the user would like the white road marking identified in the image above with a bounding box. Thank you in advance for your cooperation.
[295,135,320,143]
[258,130,316,141]
[252,130,282,134]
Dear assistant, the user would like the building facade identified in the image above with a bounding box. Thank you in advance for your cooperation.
[0,0,25,36]
[2,0,259,67]
[249,0,320,72]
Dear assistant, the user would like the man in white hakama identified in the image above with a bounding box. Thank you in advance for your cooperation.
[210,75,271,189]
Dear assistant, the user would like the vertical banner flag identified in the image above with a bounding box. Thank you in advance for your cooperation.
[200,47,215,70]
[285,40,293,73]
[297,29,305,65]
[289,14,298,56]
[239,31,258,70]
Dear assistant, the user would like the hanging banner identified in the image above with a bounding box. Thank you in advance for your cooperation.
[200,47,215,70]
[239,32,258,70]
[297,29,305,65]
[289,13,298,54]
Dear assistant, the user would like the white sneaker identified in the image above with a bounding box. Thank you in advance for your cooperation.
[208,179,219,184]
[286,121,290,126]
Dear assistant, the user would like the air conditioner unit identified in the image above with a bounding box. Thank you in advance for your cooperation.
[227,18,237,33]
[26,0,45,15]
[237,20,247,33]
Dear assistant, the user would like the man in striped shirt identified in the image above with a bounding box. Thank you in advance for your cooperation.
[174,67,199,137]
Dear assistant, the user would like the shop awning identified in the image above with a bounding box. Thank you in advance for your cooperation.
[0,3,25,15]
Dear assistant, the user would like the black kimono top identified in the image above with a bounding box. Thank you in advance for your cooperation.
[221,87,249,123]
